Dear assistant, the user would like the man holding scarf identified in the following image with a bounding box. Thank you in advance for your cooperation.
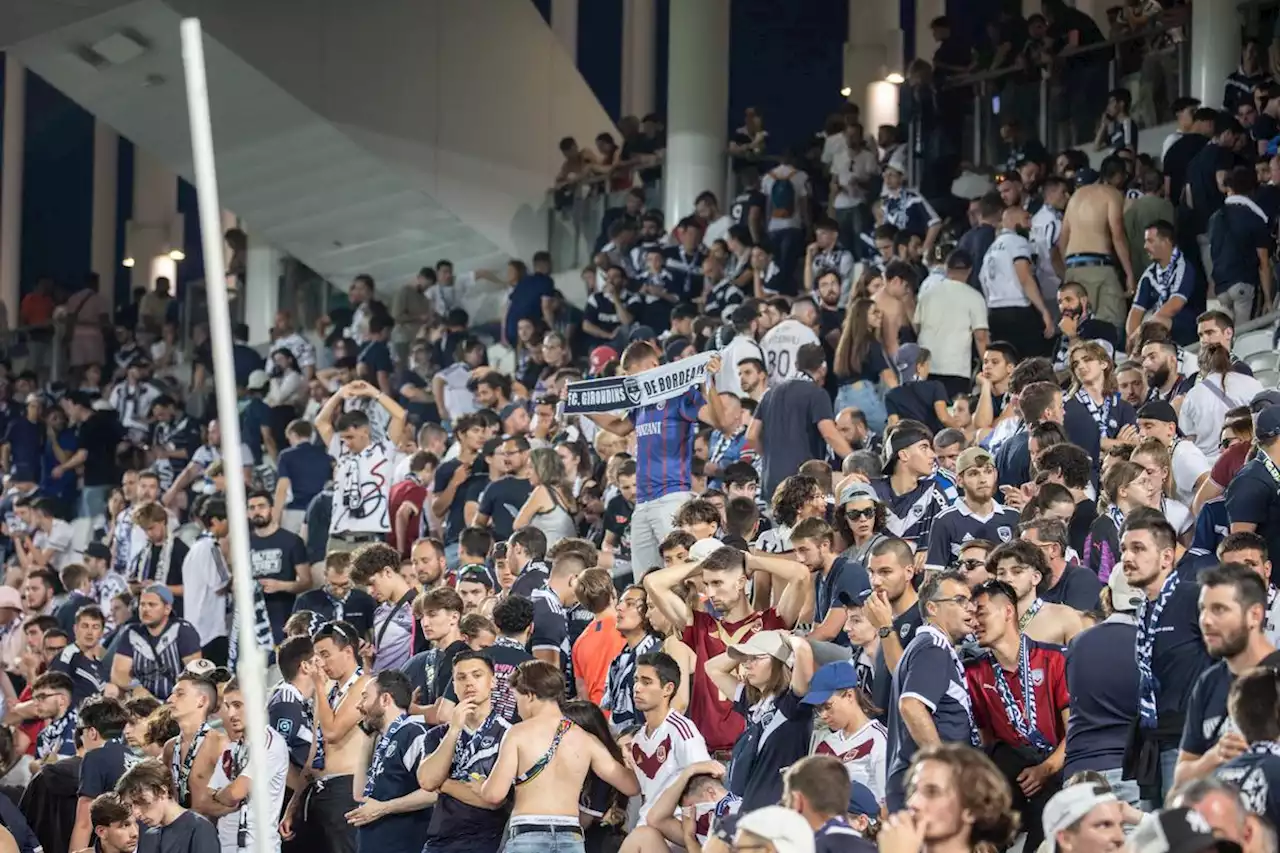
[128,502,188,616]
[965,579,1070,852]
[584,342,726,580]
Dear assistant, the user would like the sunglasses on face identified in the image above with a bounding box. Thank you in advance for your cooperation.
[846,507,877,520]
[955,558,985,572]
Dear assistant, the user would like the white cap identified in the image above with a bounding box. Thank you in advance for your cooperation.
[1108,568,1143,613]
[1043,784,1119,852]
[247,369,270,391]
[734,807,816,853]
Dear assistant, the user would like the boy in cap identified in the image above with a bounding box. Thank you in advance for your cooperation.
[1041,782,1126,853]
[870,422,955,553]
[924,447,1020,573]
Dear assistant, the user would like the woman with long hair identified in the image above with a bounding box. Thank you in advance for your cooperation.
[755,474,828,555]
[1129,438,1193,537]
[1084,460,1160,581]
[1179,342,1265,462]
[513,317,545,379]
[1064,339,1138,451]
[834,482,890,563]
[513,447,579,543]
[266,347,307,410]
[561,700,629,853]
[707,631,814,811]
[555,438,591,498]
[832,298,897,435]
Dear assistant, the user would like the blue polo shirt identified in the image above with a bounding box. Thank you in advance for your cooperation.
[360,717,430,853]
[424,712,513,853]
[1209,197,1272,289]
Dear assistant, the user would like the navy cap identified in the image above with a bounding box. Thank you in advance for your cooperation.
[1074,167,1100,186]
[499,401,525,423]
[1251,389,1280,413]
[629,325,658,343]
[800,660,860,705]
[1258,405,1280,442]
[848,780,880,818]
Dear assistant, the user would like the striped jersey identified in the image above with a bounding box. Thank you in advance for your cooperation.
[116,618,202,700]
[879,189,940,235]
[601,633,663,730]
[923,502,1021,571]
[631,709,712,823]
[870,475,955,552]
[814,720,888,803]
[629,387,705,504]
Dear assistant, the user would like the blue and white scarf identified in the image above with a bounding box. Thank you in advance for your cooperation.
[364,713,410,797]
[1136,571,1178,729]
[1076,388,1119,439]
[919,625,983,748]
[988,638,1053,754]
[1148,249,1183,307]
[313,667,363,771]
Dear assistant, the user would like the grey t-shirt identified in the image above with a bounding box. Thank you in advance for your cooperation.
[755,376,835,500]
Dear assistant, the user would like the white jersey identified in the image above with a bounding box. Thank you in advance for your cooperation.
[759,319,819,384]
[630,709,712,824]
[209,727,289,853]
[1030,205,1063,303]
[812,720,888,803]
[328,436,399,535]
[980,230,1035,309]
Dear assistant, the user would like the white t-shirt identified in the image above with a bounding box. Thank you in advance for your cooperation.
[762,166,810,231]
[702,215,734,249]
[1178,373,1266,463]
[717,334,765,397]
[183,535,229,644]
[33,520,76,571]
[1170,439,1211,506]
[979,231,1035,309]
[759,319,820,384]
[209,727,289,853]
[915,278,988,379]
[437,363,478,422]
[1030,205,1064,302]
[812,720,888,803]
[328,436,399,535]
[1163,498,1194,536]
[630,709,712,824]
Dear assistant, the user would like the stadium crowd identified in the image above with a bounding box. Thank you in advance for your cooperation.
[4,7,1280,853]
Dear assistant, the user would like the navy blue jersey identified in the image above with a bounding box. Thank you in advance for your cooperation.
[727,687,814,812]
[1141,577,1211,746]
[79,739,141,799]
[48,644,106,707]
[359,717,430,853]
[1065,616,1139,775]
[425,713,513,853]
[293,587,376,639]
[601,633,662,730]
[923,503,1020,571]
[267,683,315,771]
[887,627,973,798]
[871,607,925,721]
[870,476,954,552]
[1217,748,1280,826]
[36,712,77,760]
[530,586,576,699]
[1182,651,1280,757]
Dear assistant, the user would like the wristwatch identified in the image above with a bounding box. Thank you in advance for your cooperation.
[877,626,893,639]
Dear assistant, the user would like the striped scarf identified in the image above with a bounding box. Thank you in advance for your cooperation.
[229,581,274,668]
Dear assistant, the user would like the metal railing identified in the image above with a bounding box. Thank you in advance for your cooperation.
[934,11,1192,166]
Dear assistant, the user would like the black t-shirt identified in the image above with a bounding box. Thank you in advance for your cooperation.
[485,639,534,720]
[433,460,489,545]
[1144,577,1212,746]
[1165,133,1210,209]
[1209,200,1272,287]
[1069,499,1098,556]
[78,411,124,487]
[1225,458,1280,574]
[249,527,309,642]
[1185,142,1235,230]
[432,639,471,704]
[819,307,845,342]
[1041,563,1104,612]
[603,496,633,564]
[1182,650,1280,757]
[728,687,814,811]
[886,380,949,433]
[476,476,533,542]
[79,740,136,799]
[293,587,377,639]
[756,378,836,503]
[150,810,219,853]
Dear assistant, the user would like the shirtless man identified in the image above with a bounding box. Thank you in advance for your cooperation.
[162,671,227,817]
[987,540,1085,645]
[1058,156,1135,329]
[480,660,639,849]
[281,621,371,853]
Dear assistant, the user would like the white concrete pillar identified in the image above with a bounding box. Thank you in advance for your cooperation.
[866,81,901,137]
[551,0,578,65]
[244,244,282,345]
[663,0,729,227]
[130,147,177,294]
[1,55,26,327]
[1190,1,1241,108]
[621,0,656,118]
[845,0,900,124]
[91,120,118,306]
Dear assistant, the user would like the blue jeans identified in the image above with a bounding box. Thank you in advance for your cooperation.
[78,485,110,523]
[1099,767,1143,808]
[836,381,888,437]
[1159,746,1179,804]
[503,827,584,853]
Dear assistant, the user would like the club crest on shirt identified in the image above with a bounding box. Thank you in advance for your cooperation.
[997,526,1012,541]
[482,736,495,748]
[276,718,293,735]
[751,618,764,633]
[387,742,398,757]
[1031,668,1044,686]
[656,743,668,763]
[900,623,913,639]
[623,377,643,407]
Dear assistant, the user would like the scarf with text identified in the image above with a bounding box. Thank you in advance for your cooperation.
[1136,571,1178,729]
[562,350,715,414]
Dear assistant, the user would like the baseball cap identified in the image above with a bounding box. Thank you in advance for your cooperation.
[894,343,922,381]
[847,781,880,819]
[628,325,658,343]
[589,346,618,375]
[1131,808,1241,853]
[1251,389,1280,413]
[838,481,882,507]
[801,660,860,705]
[0,587,20,611]
[884,424,932,473]
[664,337,692,363]
[1043,784,1119,853]
[1137,400,1178,424]
[84,542,112,561]
[955,446,995,475]
[1257,406,1280,442]
[995,170,1022,184]
[142,583,174,606]
[247,369,270,391]
[734,807,816,853]
[884,149,907,176]
[727,630,793,666]
[499,402,526,423]
[1075,167,1100,186]
[1108,566,1144,613]
[688,538,725,567]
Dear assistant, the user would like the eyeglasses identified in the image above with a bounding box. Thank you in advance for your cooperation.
[845,507,877,520]
[930,594,975,609]
[955,559,985,573]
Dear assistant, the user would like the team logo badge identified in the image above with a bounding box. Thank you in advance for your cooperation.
[276,719,293,735]
[900,623,912,639]
[751,619,764,633]
[387,742,398,757]
[997,526,1012,541]
[656,744,667,762]
[623,377,643,407]
[1031,668,1044,686]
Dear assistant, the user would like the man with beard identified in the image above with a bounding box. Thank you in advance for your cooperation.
[89,794,142,853]
[925,448,1020,573]
[1120,509,1210,802]
[110,585,201,701]
[293,553,376,639]
[885,571,980,810]
[247,490,312,645]
[348,671,433,853]
[1141,337,1194,405]
[1116,361,1149,409]
[1052,282,1119,376]
[409,538,447,591]
[1217,533,1280,644]
[206,679,290,853]
[814,270,846,341]
[965,580,1070,851]
[789,518,869,646]
[1173,564,1280,787]
[1040,784,1127,853]
[416,652,512,853]
[473,435,533,544]
[987,540,1085,645]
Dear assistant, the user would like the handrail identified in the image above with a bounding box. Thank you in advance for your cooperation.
[940,14,1186,91]
[548,152,667,196]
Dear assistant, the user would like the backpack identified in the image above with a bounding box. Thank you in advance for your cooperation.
[769,168,796,218]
